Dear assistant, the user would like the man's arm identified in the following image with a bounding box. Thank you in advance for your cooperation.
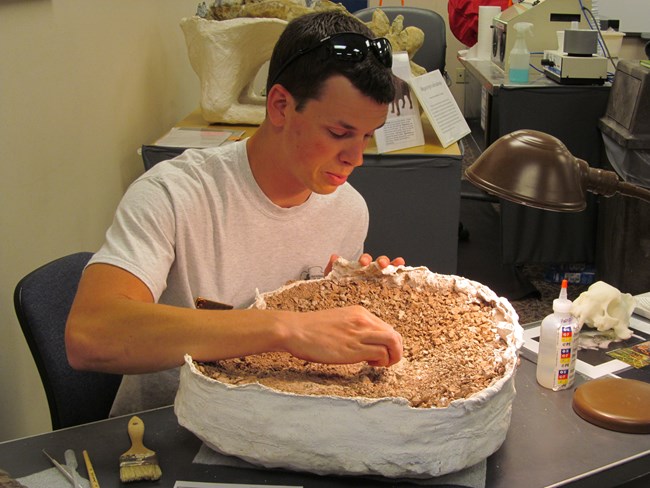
[65,263,403,375]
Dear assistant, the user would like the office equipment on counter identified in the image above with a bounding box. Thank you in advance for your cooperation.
[541,49,607,84]
[542,28,608,84]
[492,0,592,71]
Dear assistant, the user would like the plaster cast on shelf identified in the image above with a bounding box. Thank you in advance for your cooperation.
[181,2,426,125]
[181,16,287,125]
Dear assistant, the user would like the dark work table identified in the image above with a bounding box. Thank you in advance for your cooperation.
[1,336,649,487]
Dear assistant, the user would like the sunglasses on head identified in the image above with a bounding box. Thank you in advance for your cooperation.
[269,32,393,87]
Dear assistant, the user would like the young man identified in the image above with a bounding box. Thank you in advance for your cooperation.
[66,10,404,416]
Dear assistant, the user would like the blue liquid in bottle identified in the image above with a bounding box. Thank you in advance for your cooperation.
[508,23,533,84]
[509,68,529,83]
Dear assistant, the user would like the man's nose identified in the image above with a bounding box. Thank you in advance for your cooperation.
[340,139,367,167]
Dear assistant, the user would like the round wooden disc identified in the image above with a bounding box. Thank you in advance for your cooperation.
[572,377,650,433]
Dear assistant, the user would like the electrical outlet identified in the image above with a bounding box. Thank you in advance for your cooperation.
[456,67,468,84]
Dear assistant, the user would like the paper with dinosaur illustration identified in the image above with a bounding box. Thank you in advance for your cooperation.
[374,52,425,154]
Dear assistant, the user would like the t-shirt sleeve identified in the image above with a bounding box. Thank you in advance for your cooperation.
[89,176,177,302]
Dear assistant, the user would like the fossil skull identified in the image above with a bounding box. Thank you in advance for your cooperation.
[571,281,635,340]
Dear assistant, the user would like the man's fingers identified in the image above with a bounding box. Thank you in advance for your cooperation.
[361,330,403,366]
[359,253,373,266]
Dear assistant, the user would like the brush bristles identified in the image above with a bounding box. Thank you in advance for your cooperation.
[119,455,162,483]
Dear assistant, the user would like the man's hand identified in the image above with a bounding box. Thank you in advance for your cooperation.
[282,306,403,367]
[324,253,405,275]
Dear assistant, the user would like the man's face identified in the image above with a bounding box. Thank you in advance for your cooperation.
[280,75,389,197]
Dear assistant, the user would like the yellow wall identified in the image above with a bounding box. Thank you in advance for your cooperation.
[0,0,200,441]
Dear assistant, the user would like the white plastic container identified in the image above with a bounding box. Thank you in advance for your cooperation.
[508,22,533,83]
[536,279,580,390]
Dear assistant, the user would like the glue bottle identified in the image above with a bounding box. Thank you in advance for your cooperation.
[536,279,580,391]
[508,22,533,83]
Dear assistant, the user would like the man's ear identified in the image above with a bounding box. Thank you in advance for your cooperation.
[266,84,293,127]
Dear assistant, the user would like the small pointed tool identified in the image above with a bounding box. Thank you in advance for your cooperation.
[42,450,82,488]
[119,416,162,483]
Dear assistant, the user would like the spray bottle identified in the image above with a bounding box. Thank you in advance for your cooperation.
[536,279,580,390]
[508,22,533,83]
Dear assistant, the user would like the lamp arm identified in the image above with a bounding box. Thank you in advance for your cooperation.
[579,160,650,204]
[616,181,650,203]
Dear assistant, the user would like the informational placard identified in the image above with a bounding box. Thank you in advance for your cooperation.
[374,52,425,154]
[410,70,471,148]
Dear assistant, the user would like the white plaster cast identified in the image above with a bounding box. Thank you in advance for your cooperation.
[180,16,287,124]
[174,262,523,479]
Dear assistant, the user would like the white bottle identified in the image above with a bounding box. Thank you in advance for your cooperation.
[536,279,580,390]
[508,22,533,83]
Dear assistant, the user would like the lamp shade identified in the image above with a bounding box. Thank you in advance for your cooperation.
[465,130,587,212]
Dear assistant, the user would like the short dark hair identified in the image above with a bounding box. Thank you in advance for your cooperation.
[267,10,395,110]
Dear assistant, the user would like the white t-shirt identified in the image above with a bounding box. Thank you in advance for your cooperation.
[89,140,369,415]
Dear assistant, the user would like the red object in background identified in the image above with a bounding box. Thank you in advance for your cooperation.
[448,0,509,47]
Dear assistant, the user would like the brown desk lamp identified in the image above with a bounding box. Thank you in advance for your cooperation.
[465,129,650,434]
[465,129,650,211]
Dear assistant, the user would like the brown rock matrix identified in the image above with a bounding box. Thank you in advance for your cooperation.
[196,270,513,409]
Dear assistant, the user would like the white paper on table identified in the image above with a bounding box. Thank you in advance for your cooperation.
[409,70,471,148]
[374,51,425,154]
[154,127,244,148]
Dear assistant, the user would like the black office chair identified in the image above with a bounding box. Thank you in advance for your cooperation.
[354,6,448,76]
[14,252,122,430]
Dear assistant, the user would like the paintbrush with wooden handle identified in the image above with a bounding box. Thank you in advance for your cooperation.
[119,416,162,483]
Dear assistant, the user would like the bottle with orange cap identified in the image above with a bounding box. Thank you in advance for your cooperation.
[536,279,581,390]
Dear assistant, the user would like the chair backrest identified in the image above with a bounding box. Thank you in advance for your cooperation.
[354,6,447,74]
[13,252,122,430]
